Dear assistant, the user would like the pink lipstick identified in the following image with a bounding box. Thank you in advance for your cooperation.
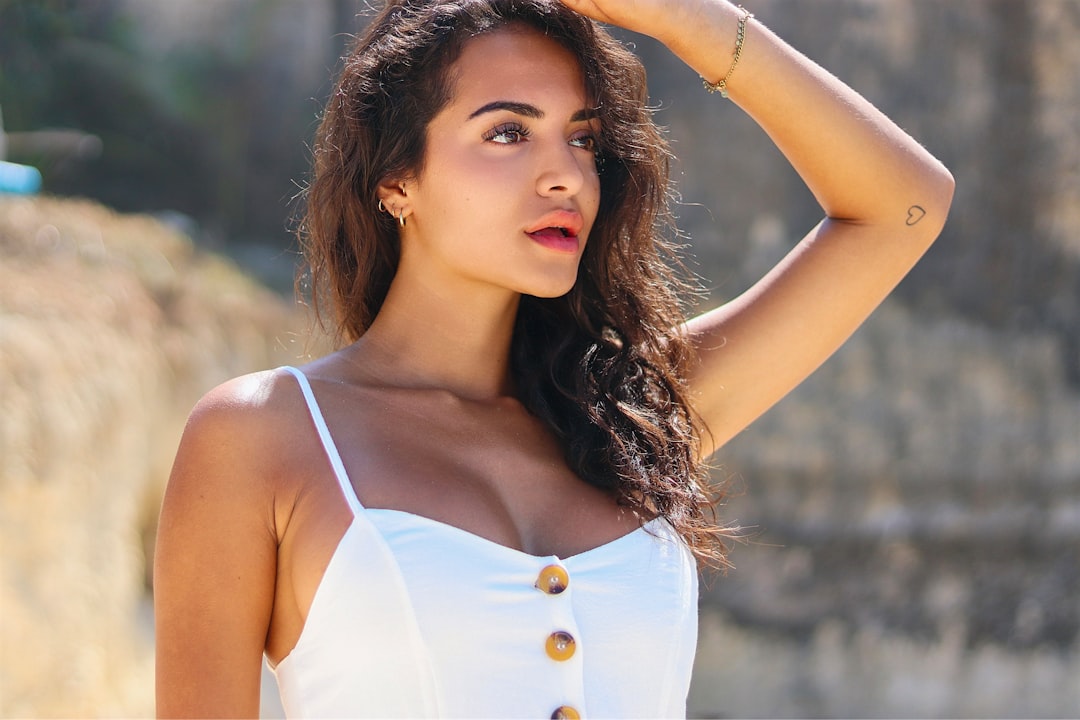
[525,210,584,253]
[527,226,579,253]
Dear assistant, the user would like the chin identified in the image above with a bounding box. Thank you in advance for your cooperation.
[522,275,578,300]
[527,288,574,301]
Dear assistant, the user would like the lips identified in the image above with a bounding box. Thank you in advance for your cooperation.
[529,227,571,240]
[525,209,584,253]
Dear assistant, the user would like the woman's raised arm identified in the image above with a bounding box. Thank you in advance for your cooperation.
[561,0,955,454]
[154,377,281,718]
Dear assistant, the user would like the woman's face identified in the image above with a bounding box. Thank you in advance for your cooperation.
[395,26,602,300]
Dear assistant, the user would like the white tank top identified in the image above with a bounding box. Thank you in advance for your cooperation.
[270,366,699,718]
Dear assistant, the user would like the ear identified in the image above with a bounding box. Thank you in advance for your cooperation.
[376,178,414,221]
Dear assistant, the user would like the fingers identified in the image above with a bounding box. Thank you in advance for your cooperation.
[557,0,617,25]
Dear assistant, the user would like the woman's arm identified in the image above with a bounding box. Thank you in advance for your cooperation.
[561,0,955,454]
[154,378,280,718]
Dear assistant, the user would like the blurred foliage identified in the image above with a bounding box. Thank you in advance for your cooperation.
[0,0,291,245]
[2,1,204,216]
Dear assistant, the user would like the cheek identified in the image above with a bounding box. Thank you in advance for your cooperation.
[583,171,602,215]
[416,157,482,217]
[429,150,518,202]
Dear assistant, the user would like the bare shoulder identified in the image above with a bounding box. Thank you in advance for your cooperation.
[163,367,317,538]
[155,367,313,716]
[187,367,300,434]
[182,368,306,467]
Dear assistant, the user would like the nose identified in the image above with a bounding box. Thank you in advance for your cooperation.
[535,142,587,198]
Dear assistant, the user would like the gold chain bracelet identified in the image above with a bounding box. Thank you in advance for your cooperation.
[702,5,754,98]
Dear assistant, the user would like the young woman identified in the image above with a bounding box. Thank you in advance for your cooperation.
[154,0,953,717]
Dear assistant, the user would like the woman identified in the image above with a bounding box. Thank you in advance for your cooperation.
[154,0,953,717]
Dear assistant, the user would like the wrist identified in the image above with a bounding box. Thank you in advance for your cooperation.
[700,5,753,98]
[654,0,745,56]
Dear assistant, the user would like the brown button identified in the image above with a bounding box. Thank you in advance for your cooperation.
[545,631,576,661]
[536,564,570,595]
[551,706,581,719]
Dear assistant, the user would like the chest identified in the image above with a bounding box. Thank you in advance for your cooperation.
[310,386,635,558]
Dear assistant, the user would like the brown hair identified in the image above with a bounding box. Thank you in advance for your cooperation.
[299,0,732,569]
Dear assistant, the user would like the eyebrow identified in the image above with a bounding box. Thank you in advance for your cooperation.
[467,100,598,123]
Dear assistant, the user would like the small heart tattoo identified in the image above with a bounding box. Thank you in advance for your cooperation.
[906,205,926,226]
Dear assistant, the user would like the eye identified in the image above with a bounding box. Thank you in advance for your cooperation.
[569,132,597,152]
[483,122,530,144]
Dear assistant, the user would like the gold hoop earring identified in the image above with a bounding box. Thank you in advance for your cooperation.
[397,209,406,229]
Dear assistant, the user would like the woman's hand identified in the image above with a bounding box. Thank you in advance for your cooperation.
[558,0,722,45]
[558,0,746,85]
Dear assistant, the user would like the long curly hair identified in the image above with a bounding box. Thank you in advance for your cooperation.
[299,0,733,569]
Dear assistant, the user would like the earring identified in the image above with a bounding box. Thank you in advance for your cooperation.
[397,209,406,228]
[377,199,385,213]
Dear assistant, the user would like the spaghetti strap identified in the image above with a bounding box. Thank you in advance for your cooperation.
[280,366,364,514]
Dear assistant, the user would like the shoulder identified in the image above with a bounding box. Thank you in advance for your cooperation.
[155,370,309,716]
[183,366,311,452]
[165,367,316,530]
[188,366,301,425]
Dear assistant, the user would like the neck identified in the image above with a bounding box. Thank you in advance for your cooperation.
[348,272,521,401]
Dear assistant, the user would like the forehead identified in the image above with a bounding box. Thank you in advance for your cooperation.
[445,27,588,112]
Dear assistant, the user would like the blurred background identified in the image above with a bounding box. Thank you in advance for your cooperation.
[1,0,1077,717]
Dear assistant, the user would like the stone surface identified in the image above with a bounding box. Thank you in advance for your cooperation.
[693,303,1080,717]
[2,1,1078,716]
[0,196,308,716]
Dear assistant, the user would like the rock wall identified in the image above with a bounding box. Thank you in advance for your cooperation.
[693,303,1080,717]
[0,197,309,716]
[2,0,1078,716]
[641,2,1080,715]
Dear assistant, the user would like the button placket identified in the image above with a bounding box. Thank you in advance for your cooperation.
[534,559,586,718]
